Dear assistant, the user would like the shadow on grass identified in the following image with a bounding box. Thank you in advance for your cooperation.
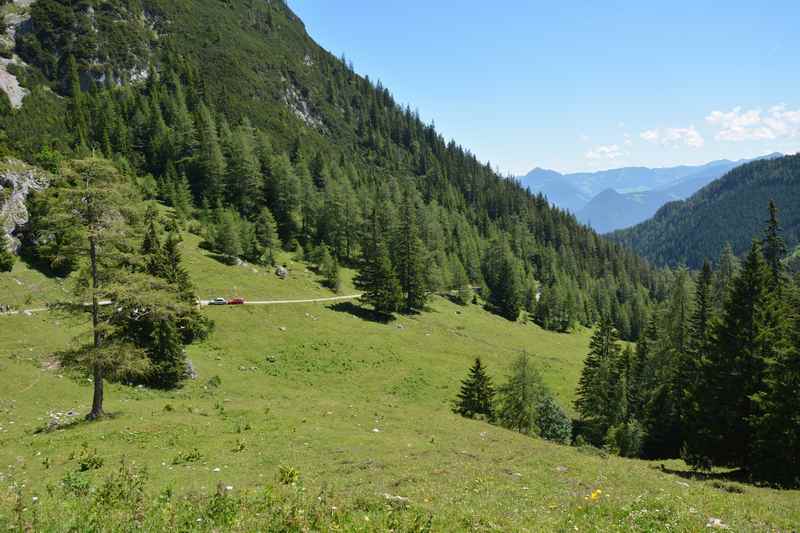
[327,301,395,324]
[655,464,749,484]
[33,411,121,434]
[205,252,239,266]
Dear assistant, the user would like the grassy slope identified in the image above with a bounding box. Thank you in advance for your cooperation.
[0,235,798,531]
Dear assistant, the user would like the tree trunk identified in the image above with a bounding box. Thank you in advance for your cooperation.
[87,234,104,420]
[87,365,104,420]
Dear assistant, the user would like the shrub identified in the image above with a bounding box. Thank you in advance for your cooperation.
[605,420,646,458]
[277,464,300,485]
[536,395,572,444]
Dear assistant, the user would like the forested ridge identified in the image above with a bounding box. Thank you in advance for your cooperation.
[1,0,666,339]
[611,154,800,268]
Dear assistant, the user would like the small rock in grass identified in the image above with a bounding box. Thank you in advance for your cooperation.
[706,517,729,529]
[279,326,287,332]
[372,428,380,433]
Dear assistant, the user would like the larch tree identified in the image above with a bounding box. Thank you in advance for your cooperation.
[49,158,152,419]
[496,352,546,435]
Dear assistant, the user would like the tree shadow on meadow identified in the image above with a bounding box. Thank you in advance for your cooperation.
[655,464,750,486]
[326,301,395,324]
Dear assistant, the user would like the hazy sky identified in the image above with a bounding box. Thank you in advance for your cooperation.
[289,1,800,174]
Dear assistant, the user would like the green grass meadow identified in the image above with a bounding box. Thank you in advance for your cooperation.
[1,234,798,531]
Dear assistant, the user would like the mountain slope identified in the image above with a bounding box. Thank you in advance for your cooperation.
[611,154,800,268]
[576,188,674,233]
[517,167,589,213]
[0,0,661,339]
[520,156,782,233]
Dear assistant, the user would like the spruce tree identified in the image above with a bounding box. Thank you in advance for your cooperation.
[574,318,623,442]
[453,357,495,421]
[161,232,194,300]
[354,211,402,316]
[750,282,800,485]
[713,242,739,310]
[688,242,773,469]
[762,200,786,289]
[394,189,428,311]
[141,206,162,276]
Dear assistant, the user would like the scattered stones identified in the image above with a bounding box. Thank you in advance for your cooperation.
[382,493,409,508]
[186,360,198,379]
[275,266,288,279]
[706,517,729,529]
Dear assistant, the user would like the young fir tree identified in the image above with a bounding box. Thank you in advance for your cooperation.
[453,357,495,421]
[354,211,402,316]
[496,352,546,435]
[319,245,341,292]
[141,205,162,276]
[160,232,194,300]
[394,189,428,311]
[0,231,15,272]
[574,317,623,442]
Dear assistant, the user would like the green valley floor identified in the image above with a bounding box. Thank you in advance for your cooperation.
[0,234,798,531]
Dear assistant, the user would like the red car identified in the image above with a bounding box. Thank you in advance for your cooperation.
[227,298,245,305]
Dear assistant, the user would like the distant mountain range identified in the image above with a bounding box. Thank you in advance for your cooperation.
[611,154,800,268]
[518,154,783,232]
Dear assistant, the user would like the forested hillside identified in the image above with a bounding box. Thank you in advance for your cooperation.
[0,0,665,339]
[611,155,800,268]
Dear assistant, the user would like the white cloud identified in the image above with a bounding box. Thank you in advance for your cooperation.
[585,144,624,160]
[640,129,659,142]
[639,126,704,148]
[579,134,590,142]
[705,105,800,142]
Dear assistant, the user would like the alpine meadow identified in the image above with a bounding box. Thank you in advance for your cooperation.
[0,1,799,531]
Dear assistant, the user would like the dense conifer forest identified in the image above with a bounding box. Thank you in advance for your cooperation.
[1,0,667,340]
[611,155,800,268]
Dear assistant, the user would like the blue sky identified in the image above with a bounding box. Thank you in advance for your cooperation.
[289,1,800,174]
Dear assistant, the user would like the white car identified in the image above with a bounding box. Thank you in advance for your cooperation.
[209,297,227,305]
